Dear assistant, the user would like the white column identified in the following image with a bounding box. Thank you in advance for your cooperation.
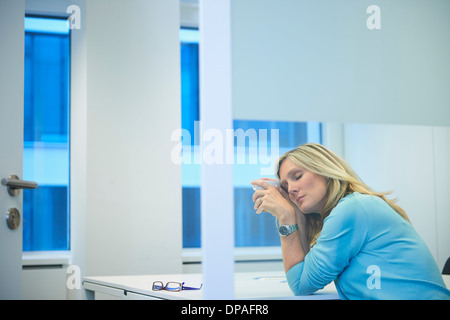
[199,0,235,299]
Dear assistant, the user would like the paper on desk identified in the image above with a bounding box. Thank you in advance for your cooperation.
[253,276,286,282]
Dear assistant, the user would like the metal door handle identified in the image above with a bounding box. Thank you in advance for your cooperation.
[1,175,38,196]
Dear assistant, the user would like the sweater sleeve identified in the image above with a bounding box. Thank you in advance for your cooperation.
[286,195,371,295]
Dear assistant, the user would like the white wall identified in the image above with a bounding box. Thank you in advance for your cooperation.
[231,0,450,127]
[84,0,182,277]
[343,123,450,270]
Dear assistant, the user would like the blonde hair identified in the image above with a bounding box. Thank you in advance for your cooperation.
[275,143,410,246]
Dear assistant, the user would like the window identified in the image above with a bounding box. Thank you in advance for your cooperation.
[23,17,70,251]
[180,28,322,249]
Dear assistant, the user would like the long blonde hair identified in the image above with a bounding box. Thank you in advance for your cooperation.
[275,143,410,246]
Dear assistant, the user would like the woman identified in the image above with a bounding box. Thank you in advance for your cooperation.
[251,143,450,300]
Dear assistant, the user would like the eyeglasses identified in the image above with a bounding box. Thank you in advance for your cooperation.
[152,281,203,292]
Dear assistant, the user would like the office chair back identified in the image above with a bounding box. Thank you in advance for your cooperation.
[443,257,450,275]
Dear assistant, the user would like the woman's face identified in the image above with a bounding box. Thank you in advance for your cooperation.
[278,158,328,214]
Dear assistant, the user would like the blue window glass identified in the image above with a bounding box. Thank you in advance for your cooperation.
[23,17,70,251]
[180,28,322,248]
[180,29,200,146]
[180,28,201,248]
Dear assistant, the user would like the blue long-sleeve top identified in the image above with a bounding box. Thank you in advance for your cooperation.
[286,192,450,300]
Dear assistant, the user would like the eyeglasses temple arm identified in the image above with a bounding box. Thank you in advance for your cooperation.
[182,283,203,290]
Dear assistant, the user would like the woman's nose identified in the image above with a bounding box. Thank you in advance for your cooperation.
[288,185,298,195]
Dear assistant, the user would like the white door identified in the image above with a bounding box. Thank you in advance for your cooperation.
[0,0,26,299]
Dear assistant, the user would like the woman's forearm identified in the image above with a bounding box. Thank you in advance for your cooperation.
[280,231,305,273]
[278,210,308,273]
[295,210,310,256]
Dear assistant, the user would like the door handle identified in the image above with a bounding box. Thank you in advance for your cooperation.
[1,174,38,197]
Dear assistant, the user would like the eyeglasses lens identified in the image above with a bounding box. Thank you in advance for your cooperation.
[152,281,163,291]
[166,282,181,291]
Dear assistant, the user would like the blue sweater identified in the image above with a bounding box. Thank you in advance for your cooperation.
[286,192,450,300]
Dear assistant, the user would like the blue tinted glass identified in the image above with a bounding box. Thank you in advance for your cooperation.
[181,29,200,248]
[233,120,308,148]
[234,187,281,247]
[182,187,201,248]
[25,17,70,35]
[24,32,69,143]
[181,43,199,145]
[23,17,70,251]
[23,187,69,251]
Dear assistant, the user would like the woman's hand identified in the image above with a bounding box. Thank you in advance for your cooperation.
[252,179,310,270]
[251,178,296,225]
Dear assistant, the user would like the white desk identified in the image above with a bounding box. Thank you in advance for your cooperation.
[83,271,339,300]
[83,273,450,300]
